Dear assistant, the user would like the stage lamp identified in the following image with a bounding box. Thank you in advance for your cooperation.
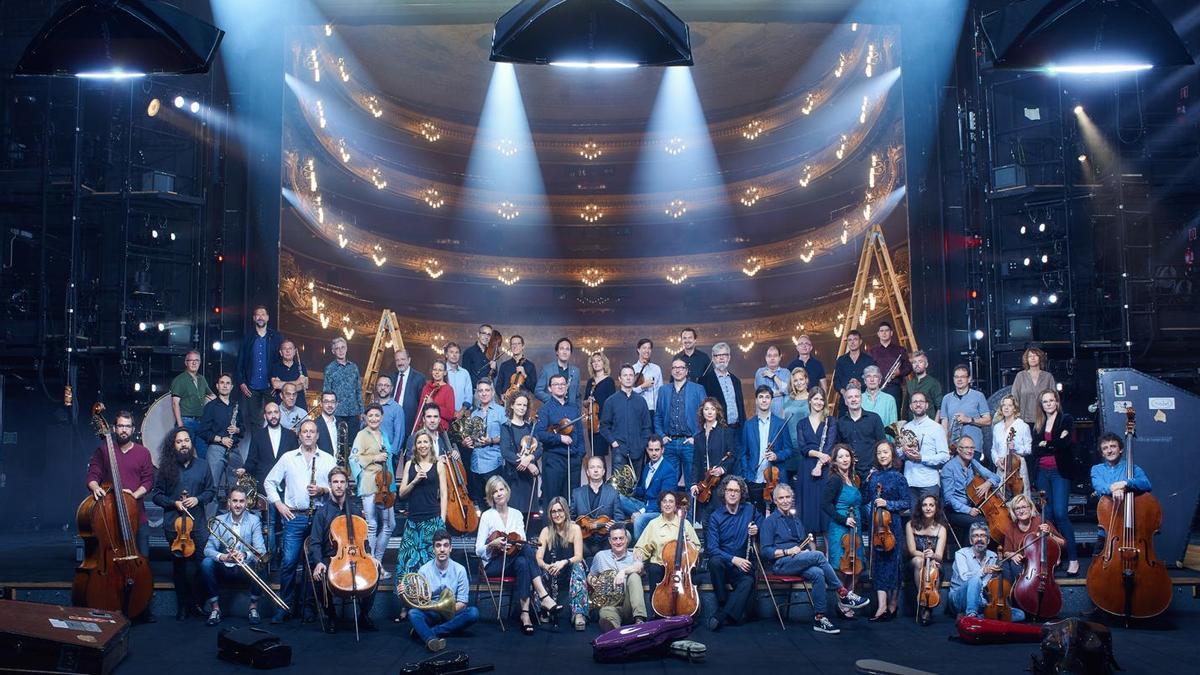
[1039,222,1046,232]
[1048,293,1059,304]
[138,321,147,331]
[1078,154,1087,162]
[189,101,200,113]
[992,0,1192,73]
[156,322,165,332]
[146,98,160,117]
[212,340,222,352]
[15,1,224,77]
[491,0,692,67]
[173,95,185,108]
[1020,225,1027,235]
[133,382,142,392]
[1073,105,1084,114]
[973,329,986,341]
[1029,295,1040,305]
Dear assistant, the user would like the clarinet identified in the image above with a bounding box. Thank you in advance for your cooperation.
[306,455,317,519]
[811,413,831,478]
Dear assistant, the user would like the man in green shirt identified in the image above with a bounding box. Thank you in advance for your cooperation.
[904,350,943,422]
[171,350,214,440]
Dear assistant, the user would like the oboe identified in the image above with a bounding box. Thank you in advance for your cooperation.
[306,455,317,518]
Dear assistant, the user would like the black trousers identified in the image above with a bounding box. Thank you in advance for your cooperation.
[708,557,755,624]
[169,547,204,609]
[541,453,578,510]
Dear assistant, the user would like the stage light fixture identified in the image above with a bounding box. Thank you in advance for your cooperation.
[189,101,200,113]
[1029,294,1040,305]
[992,0,1192,73]
[157,322,165,331]
[1039,222,1046,232]
[174,95,185,108]
[1048,293,1059,304]
[973,329,985,341]
[1073,105,1084,114]
[1041,254,1049,263]
[150,384,158,393]
[15,1,224,77]
[133,382,142,392]
[491,0,692,67]
[212,340,222,352]
[1078,154,1087,162]
[138,321,147,331]
[146,98,160,117]
[1020,225,1028,235]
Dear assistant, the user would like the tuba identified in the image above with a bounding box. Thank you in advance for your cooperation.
[588,569,625,608]
[609,463,637,497]
[397,572,456,621]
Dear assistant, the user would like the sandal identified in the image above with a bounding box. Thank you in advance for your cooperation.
[573,614,586,631]
[520,610,535,635]
[537,593,563,622]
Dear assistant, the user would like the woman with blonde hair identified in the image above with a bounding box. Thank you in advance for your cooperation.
[991,394,1031,498]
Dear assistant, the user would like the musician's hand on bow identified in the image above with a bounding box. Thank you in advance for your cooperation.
[559,435,572,446]
[182,496,198,509]
[528,463,540,477]
[91,485,106,500]
[765,451,778,462]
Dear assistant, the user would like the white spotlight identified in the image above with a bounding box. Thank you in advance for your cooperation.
[1038,222,1046,232]
[133,382,142,392]
[1023,257,1031,266]
[173,96,185,108]
[973,329,985,341]
[1029,295,1040,305]
[1048,293,1059,304]
[1077,154,1087,162]
[1041,254,1049,264]
[1073,105,1083,115]
[189,101,200,114]
[212,340,222,352]
[157,322,165,332]
[138,321,147,331]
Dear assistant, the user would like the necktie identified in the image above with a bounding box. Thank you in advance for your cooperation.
[394,371,404,403]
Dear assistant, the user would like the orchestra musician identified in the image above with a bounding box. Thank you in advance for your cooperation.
[701,342,746,432]
[760,484,869,634]
[277,383,307,433]
[583,352,616,463]
[169,350,212,441]
[867,321,909,406]
[832,329,876,394]
[861,365,898,433]
[150,426,214,620]
[308,466,377,633]
[534,337,582,408]
[673,327,711,384]
[599,363,652,473]
[740,386,792,512]
[949,522,1025,621]
[588,524,647,632]
[1089,432,1153,539]
[901,391,950,509]
[198,373,242,486]
[704,475,760,632]
[689,398,737,523]
[656,358,706,484]
[533,373,583,506]
[905,494,948,626]
[465,381,506,509]
[1010,347,1056,426]
[409,530,479,653]
[372,374,406,457]
[236,305,281,430]
[619,437,678,541]
[754,345,790,417]
[991,394,1032,498]
[349,403,396,575]
[937,364,991,452]
[631,338,662,415]
[263,419,336,624]
[1003,493,1064,579]
[85,409,155,564]
[392,349,427,436]
[475,476,560,635]
[795,386,835,536]
[495,335,537,401]
[323,336,363,433]
[393,429,448,617]
[940,435,999,546]
[200,487,266,626]
[418,362,456,433]
[268,339,308,403]
[314,392,340,456]
[633,491,701,599]
[1032,389,1079,576]
[536,497,588,630]
[461,324,497,389]
[786,334,828,393]
[406,403,455,459]
[863,440,910,622]
[443,342,473,412]
[572,456,626,559]
[821,444,864,619]
[242,401,299,498]
[904,351,942,421]
[834,385,885,482]
[499,393,540,517]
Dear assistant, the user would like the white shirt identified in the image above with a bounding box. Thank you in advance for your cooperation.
[474,507,526,563]
[263,448,337,511]
[990,418,1032,465]
[267,425,282,457]
[633,361,662,411]
[446,364,473,411]
[755,415,771,483]
[901,415,951,488]
[643,457,664,489]
[321,414,338,450]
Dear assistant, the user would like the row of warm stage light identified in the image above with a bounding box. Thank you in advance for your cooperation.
[146,94,203,117]
[299,147,884,286]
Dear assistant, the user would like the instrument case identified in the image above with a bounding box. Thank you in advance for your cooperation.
[591,615,694,663]
[0,600,129,675]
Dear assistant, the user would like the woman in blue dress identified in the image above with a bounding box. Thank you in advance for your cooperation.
[822,443,864,618]
[864,439,910,622]
[796,386,837,537]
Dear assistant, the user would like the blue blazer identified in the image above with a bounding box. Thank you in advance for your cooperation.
[634,457,680,503]
[739,415,793,480]
[534,362,582,408]
[654,381,707,438]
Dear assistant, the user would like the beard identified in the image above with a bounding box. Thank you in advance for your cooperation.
[115,430,132,444]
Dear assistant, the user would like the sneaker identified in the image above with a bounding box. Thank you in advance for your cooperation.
[248,608,261,625]
[839,591,870,610]
[380,568,393,580]
[205,609,222,627]
[813,616,841,634]
[426,637,446,652]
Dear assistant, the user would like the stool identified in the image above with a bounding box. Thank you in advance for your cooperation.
[763,575,815,622]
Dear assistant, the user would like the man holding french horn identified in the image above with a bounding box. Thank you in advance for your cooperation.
[403,530,479,653]
[587,523,647,633]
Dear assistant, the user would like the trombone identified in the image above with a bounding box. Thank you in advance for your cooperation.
[207,516,289,612]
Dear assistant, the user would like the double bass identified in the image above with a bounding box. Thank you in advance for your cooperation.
[651,496,700,617]
[73,403,153,617]
[1086,407,1172,621]
[1012,494,1063,621]
[327,490,379,640]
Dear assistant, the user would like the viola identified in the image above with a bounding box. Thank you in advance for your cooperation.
[72,403,153,617]
[577,515,614,539]
[999,427,1025,501]
[504,357,528,402]
[651,503,700,617]
[1012,515,1062,621]
[871,484,895,552]
[327,497,379,602]
[983,546,1013,622]
[374,461,396,510]
[633,370,646,389]
[486,530,525,557]
[442,453,480,534]
[968,470,1013,542]
[170,491,196,559]
[694,451,733,504]
[761,466,781,504]
[485,330,504,363]
[1086,407,1172,621]
[547,417,577,437]
[839,522,863,576]
[917,554,941,612]
[586,399,601,434]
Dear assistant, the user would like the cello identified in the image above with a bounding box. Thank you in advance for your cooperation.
[1012,494,1063,621]
[983,546,1013,622]
[442,449,480,534]
[73,403,153,617]
[327,489,379,640]
[968,469,1013,542]
[1086,407,1172,622]
[651,495,700,617]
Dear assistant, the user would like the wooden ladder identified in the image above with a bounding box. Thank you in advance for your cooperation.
[360,309,406,410]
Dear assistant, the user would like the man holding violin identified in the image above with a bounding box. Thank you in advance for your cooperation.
[462,324,497,390]
[739,386,792,513]
[534,372,583,507]
[704,475,760,632]
[308,467,377,633]
[572,456,627,559]
[150,426,215,620]
[496,335,536,400]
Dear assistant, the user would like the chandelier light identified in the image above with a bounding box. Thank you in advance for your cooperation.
[497,201,520,220]
[580,203,604,223]
[579,140,602,160]
[665,198,687,219]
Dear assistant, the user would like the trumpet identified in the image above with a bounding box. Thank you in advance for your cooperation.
[207,516,288,612]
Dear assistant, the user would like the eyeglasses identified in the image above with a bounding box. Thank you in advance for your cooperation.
[671,365,687,370]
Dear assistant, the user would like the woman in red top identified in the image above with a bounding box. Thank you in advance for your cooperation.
[1032,390,1078,575]
[417,360,456,432]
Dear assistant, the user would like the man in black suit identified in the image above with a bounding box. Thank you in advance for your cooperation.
[571,456,627,559]
[240,401,300,488]
[391,349,427,439]
[314,391,341,457]
[701,341,746,431]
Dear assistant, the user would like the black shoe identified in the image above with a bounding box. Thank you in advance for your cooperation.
[520,610,535,636]
[919,610,932,627]
[868,610,893,623]
[360,617,378,632]
[323,622,337,634]
[270,611,289,625]
[707,616,723,632]
[302,611,317,625]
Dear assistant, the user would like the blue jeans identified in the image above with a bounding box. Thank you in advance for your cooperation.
[182,417,202,454]
[200,557,261,604]
[410,606,480,643]
[663,438,691,485]
[276,512,311,618]
[618,494,658,541]
[771,550,842,616]
[1035,467,1077,562]
[950,576,1026,621]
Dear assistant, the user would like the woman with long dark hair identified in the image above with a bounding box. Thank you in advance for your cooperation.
[822,444,864,619]
[1033,389,1079,575]
[905,494,948,626]
[863,440,910,621]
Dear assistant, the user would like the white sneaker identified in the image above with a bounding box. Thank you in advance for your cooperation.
[380,568,393,580]
[839,591,869,610]
[813,616,841,634]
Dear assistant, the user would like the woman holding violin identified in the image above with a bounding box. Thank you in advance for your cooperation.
[393,429,448,617]
[349,403,396,576]
[779,369,810,486]
[583,352,616,460]
[1032,389,1079,575]
[864,440,910,622]
[150,426,215,620]
[797,386,836,536]
[689,398,736,521]
[990,394,1031,499]
[821,444,865,619]
[499,393,541,520]
[905,494,948,626]
[475,476,560,635]
[536,497,588,630]
[417,361,456,433]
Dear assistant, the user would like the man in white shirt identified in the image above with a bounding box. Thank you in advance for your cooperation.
[632,338,662,413]
[444,342,474,413]
[901,392,950,510]
[263,419,336,624]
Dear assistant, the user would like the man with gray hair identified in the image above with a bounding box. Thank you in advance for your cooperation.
[835,384,886,481]
[323,336,362,433]
[949,522,1025,621]
[701,341,745,430]
[588,523,647,632]
[860,364,898,430]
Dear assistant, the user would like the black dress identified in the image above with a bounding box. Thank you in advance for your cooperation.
[583,377,617,457]
[500,421,541,514]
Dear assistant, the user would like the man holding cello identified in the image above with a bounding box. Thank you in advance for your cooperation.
[309,466,378,633]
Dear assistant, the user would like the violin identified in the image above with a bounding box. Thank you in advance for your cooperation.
[633,370,646,389]
[999,427,1025,501]
[547,417,577,437]
[839,522,863,576]
[1086,407,1172,621]
[72,403,153,617]
[1012,494,1062,621]
[442,451,480,534]
[170,491,196,558]
[762,466,781,504]
[983,546,1013,622]
[586,399,600,434]
[694,451,733,504]
[651,496,700,617]
[871,484,895,552]
[486,530,525,557]
[917,553,941,612]
[504,357,527,402]
[485,330,504,378]
[577,515,614,539]
[968,468,1013,542]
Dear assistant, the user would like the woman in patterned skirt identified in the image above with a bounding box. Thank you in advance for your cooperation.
[864,440,910,621]
[393,430,447,619]
[822,443,865,619]
[536,496,588,630]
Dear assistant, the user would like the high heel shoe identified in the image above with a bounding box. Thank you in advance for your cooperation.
[537,593,563,622]
[520,610,534,635]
